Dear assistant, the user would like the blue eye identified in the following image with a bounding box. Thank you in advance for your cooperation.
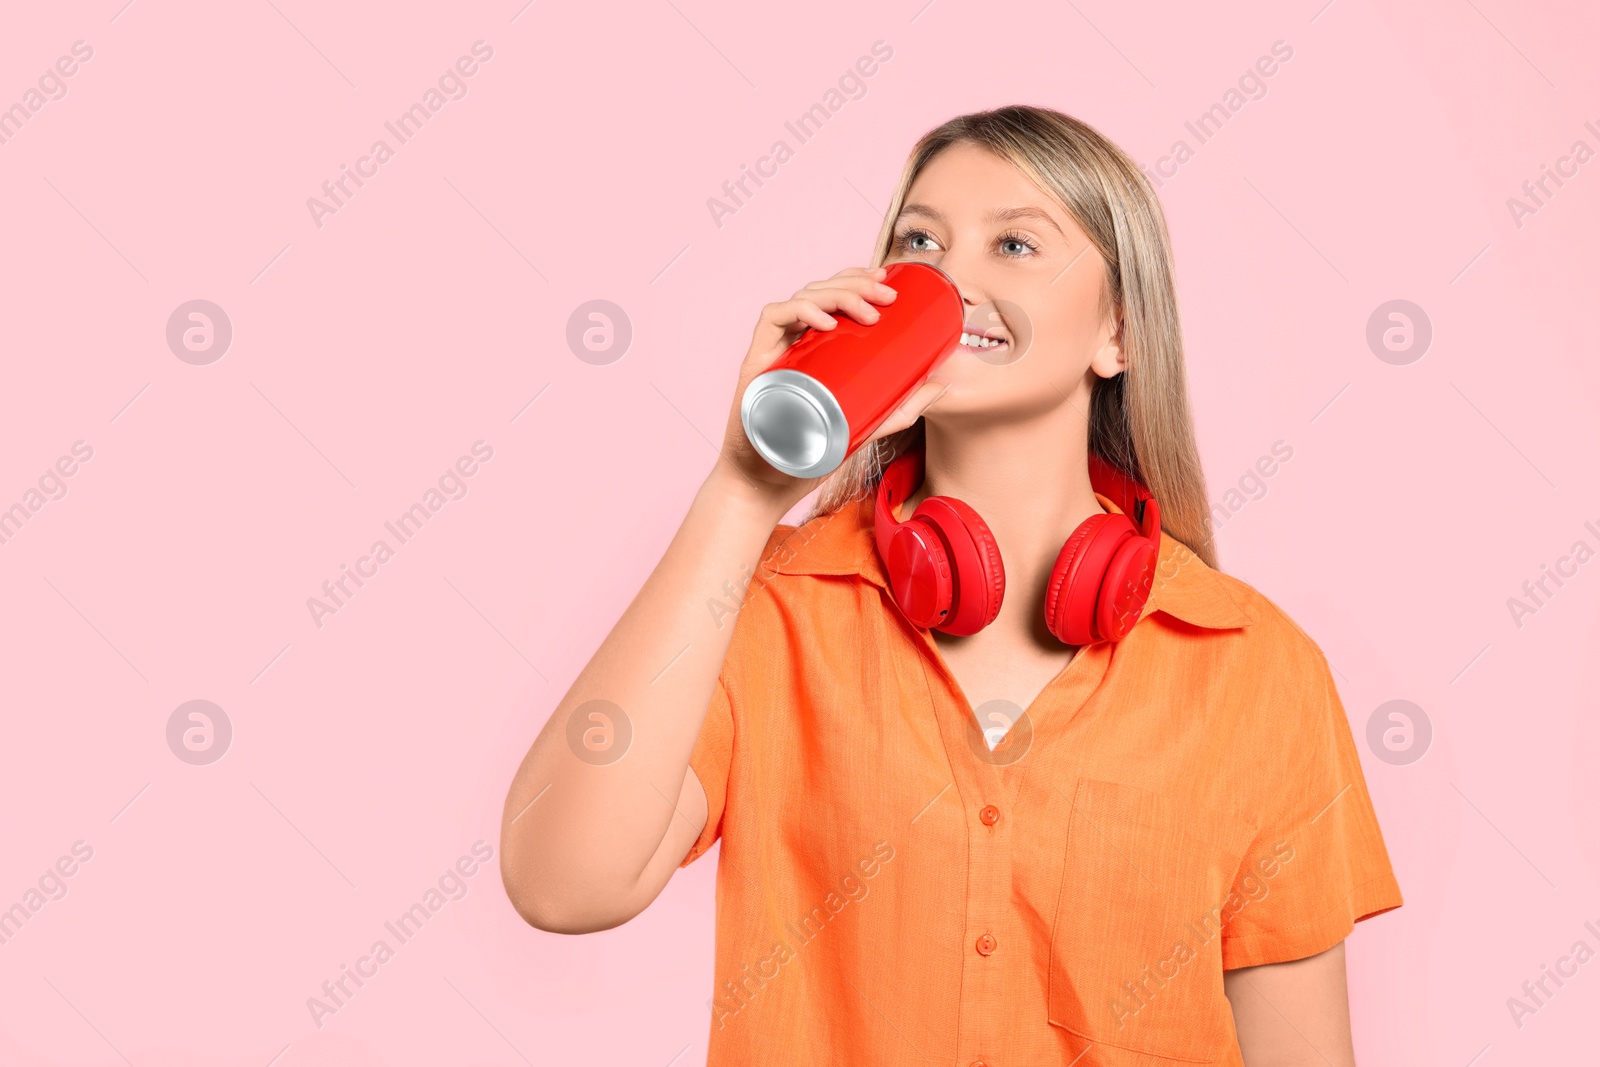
[893,228,940,254]
[890,226,1040,258]
[997,230,1040,256]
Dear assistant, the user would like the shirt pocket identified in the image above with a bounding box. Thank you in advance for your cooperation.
[1047,777,1258,1063]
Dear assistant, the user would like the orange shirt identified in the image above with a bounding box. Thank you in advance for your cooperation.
[682,491,1402,1066]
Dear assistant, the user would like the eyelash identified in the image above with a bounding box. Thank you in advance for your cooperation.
[891,227,1041,257]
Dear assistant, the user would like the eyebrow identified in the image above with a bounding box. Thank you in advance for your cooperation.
[896,202,1065,237]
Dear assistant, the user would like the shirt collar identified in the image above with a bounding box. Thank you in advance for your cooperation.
[766,491,1254,632]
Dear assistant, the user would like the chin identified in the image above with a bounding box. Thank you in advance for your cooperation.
[924,384,1073,424]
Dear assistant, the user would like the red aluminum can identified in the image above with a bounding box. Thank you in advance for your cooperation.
[740,261,963,478]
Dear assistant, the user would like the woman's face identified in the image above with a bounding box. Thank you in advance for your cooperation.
[883,141,1124,420]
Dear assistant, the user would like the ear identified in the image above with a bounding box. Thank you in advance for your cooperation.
[1088,311,1126,379]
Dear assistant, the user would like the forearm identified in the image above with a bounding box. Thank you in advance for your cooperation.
[499,466,784,931]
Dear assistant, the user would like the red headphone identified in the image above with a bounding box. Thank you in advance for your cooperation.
[873,445,1162,645]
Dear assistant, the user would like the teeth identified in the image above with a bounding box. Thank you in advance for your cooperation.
[961,332,1005,348]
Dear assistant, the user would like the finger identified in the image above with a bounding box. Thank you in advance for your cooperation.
[797,276,899,306]
[866,379,949,443]
[745,299,827,367]
[777,298,837,332]
[786,287,884,325]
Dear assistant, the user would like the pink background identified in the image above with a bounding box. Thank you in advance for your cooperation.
[2,0,1597,1063]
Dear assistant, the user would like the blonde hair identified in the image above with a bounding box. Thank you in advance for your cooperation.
[802,104,1219,569]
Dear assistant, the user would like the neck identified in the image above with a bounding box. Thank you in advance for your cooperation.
[902,406,1106,598]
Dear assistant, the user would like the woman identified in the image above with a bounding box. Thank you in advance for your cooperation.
[500,105,1402,1066]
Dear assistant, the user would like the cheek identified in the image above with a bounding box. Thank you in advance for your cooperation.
[1007,323,1091,386]
[1029,297,1114,381]
[1027,300,1095,352]
[1029,267,1111,348]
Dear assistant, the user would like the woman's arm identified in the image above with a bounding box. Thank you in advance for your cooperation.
[498,466,788,935]
[1224,941,1356,1066]
[498,267,930,935]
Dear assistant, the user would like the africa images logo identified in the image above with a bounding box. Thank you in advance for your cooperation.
[305,841,494,1028]
[306,41,494,229]
[1108,841,1295,1030]
[709,841,895,1029]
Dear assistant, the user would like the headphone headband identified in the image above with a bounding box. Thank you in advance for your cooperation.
[873,446,923,565]
[1086,452,1161,553]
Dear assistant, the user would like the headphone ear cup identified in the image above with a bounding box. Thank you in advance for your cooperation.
[1046,513,1136,645]
[1044,518,1095,643]
[1097,534,1159,641]
[882,519,955,629]
[913,496,1005,636]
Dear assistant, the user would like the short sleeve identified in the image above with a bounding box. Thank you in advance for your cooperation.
[679,674,734,868]
[1220,649,1404,969]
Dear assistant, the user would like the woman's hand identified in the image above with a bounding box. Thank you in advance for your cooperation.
[709,265,947,516]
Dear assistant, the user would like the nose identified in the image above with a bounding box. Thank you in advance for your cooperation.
[925,252,986,309]
[938,267,991,322]
[932,264,984,309]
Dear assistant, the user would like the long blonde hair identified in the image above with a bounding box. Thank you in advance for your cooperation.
[802,104,1218,569]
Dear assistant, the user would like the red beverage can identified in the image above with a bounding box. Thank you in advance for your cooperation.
[739,262,963,478]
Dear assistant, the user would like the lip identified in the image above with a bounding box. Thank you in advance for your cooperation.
[961,323,1008,342]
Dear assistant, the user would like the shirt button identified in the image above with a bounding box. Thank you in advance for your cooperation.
[970,1061,989,1067]
[975,933,997,956]
[978,804,1000,826]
